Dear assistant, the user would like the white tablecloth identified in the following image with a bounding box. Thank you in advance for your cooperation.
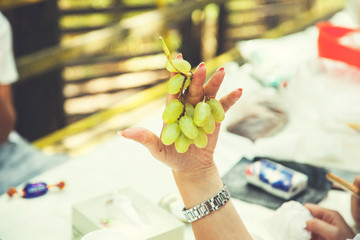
[0,103,356,240]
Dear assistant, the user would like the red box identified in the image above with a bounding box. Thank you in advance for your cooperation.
[317,22,360,69]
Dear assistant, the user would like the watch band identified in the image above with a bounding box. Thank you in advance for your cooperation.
[182,184,231,223]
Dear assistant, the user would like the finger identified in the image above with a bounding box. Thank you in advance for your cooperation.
[203,67,225,99]
[219,88,242,113]
[119,127,165,161]
[353,176,360,188]
[304,203,330,220]
[306,218,336,239]
[185,62,206,105]
[166,53,183,104]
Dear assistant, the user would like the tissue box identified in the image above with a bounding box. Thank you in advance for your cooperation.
[72,187,184,240]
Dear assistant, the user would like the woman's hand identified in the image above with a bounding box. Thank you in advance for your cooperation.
[120,55,242,178]
[305,203,355,240]
[120,56,252,240]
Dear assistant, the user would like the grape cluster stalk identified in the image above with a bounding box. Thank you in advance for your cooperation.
[159,37,225,153]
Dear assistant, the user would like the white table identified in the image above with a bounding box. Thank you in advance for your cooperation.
[0,109,241,240]
[0,110,356,240]
[1,59,359,239]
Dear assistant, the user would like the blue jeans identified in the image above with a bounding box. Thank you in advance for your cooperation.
[0,131,69,195]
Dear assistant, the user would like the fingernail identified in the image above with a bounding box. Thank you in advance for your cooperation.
[197,62,205,70]
[117,131,123,136]
[217,66,224,72]
[236,88,243,100]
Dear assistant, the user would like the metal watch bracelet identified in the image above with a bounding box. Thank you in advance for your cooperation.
[182,184,231,223]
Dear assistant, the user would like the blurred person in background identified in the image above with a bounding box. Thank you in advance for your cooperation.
[0,13,17,143]
[0,12,68,195]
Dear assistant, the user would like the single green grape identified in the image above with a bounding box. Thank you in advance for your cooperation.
[161,122,180,145]
[193,129,208,148]
[175,133,192,153]
[167,74,191,94]
[162,99,183,124]
[207,99,225,122]
[167,74,184,94]
[202,114,215,134]
[165,59,191,74]
[185,103,195,118]
[193,102,211,127]
[179,116,199,140]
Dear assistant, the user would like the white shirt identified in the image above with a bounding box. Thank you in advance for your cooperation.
[0,12,18,85]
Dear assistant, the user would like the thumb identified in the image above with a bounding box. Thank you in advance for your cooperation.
[353,176,360,195]
[306,218,336,239]
[119,127,165,161]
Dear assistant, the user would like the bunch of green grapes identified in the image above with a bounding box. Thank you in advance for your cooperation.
[159,37,225,153]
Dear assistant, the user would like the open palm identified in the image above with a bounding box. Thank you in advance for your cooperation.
[120,55,242,175]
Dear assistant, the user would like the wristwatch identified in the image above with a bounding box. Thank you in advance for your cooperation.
[182,184,231,223]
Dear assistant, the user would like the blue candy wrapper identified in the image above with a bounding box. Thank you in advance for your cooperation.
[246,160,308,199]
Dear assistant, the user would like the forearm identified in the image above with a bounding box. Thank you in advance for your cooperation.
[0,100,15,143]
[0,85,16,143]
[173,165,253,240]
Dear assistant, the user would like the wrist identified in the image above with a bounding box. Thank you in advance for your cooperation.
[172,164,223,209]
[182,184,231,223]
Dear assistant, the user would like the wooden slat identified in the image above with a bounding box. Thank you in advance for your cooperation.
[63,69,167,86]
[59,5,155,15]
[60,25,116,34]
[64,76,168,99]
[16,0,226,81]
[262,0,346,38]
[227,11,296,27]
[229,2,303,13]
[225,0,345,42]
[0,0,47,10]
[66,50,162,66]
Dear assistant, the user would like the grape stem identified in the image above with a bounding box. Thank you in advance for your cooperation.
[179,75,191,118]
[159,36,194,119]
[159,36,192,77]
[203,89,209,102]
[179,76,187,100]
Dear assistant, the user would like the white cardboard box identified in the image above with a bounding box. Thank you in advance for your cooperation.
[72,187,184,240]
